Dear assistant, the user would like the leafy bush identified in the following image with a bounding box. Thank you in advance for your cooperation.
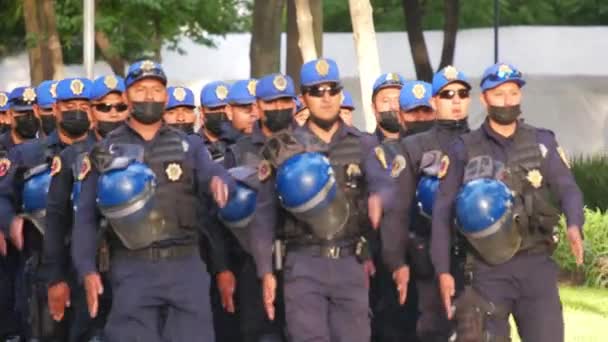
[553,208,608,288]
[571,154,608,212]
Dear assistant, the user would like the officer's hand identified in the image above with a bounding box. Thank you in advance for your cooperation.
[363,260,376,289]
[392,265,410,305]
[9,216,24,250]
[567,226,584,266]
[210,176,229,208]
[262,273,277,321]
[438,273,455,320]
[368,194,383,230]
[48,281,71,321]
[217,270,236,313]
[0,231,7,256]
[84,272,104,318]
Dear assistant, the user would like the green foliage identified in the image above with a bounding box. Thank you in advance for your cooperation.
[553,209,608,288]
[571,154,608,212]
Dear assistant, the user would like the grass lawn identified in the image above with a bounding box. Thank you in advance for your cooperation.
[510,286,608,342]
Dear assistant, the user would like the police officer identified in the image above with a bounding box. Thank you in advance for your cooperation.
[36,80,58,136]
[252,58,409,342]
[72,60,236,341]
[372,73,407,142]
[338,90,354,127]
[164,86,197,134]
[431,63,584,342]
[1,83,81,341]
[400,69,471,341]
[200,81,240,163]
[0,87,41,158]
[44,75,126,342]
[399,81,437,136]
[226,79,259,136]
[0,91,11,138]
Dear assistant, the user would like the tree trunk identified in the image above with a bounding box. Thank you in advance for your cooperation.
[294,0,317,62]
[95,31,126,76]
[438,0,459,70]
[287,0,322,90]
[42,0,64,80]
[349,0,381,132]
[24,0,43,84]
[250,0,285,78]
[402,0,433,81]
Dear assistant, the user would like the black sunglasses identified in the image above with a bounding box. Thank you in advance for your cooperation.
[304,84,343,97]
[95,103,129,112]
[438,89,470,100]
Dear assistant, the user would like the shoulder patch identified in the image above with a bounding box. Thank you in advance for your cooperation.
[78,156,92,181]
[0,158,10,177]
[390,154,406,178]
[50,156,62,176]
[438,155,450,179]
[374,146,388,169]
[258,159,272,181]
[557,146,571,169]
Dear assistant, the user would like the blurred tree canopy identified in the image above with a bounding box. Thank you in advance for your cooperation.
[324,0,608,32]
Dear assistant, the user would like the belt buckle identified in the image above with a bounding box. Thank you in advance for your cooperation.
[327,246,341,259]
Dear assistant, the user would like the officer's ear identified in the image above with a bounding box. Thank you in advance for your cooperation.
[32,104,41,119]
[226,105,234,121]
[430,96,438,111]
[479,92,489,111]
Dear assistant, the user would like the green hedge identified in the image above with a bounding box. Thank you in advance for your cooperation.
[571,154,608,212]
[553,209,608,288]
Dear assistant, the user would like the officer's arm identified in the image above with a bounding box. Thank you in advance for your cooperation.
[431,140,466,275]
[0,149,21,234]
[191,136,236,196]
[72,168,101,280]
[43,154,73,284]
[250,177,277,278]
[541,133,584,229]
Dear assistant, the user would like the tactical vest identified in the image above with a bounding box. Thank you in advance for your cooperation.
[461,124,560,252]
[206,140,227,164]
[95,127,199,248]
[283,133,369,246]
[226,135,263,168]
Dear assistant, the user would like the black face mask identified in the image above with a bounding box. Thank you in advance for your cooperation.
[14,112,40,139]
[378,111,401,133]
[205,112,228,136]
[97,120,124,138]
[170,123,195,135]
[60,110,90,138]
[405,121,435,136]
[263,109,293,133]
[488,104,521,125]
[40,115,56,135]
[309,112,340,131]
[436,118,469,132]
[131,101,165,124]
[0,123,10,134]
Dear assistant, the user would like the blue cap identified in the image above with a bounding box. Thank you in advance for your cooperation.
[256,74,296,101]
[227,79,257,105]
[400,81,433,111]
[341,90,355,110]
[201,81,231,108]
[432,65,471,96]
[125,60,167,88]
[9,86,38,111]
[480,63,525,91]
[92,75,125,101]
[295,97,306,113]
[300,58,340,87]
[56,78,93,102]
[0,91,9,111]
[372,73,406,96]
[166,86,195,110]
[36,80,57,109]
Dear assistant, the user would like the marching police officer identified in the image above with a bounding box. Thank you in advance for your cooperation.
[164,86,198,134]
[44,75,127,341]
[431,63,584,342]
[338,90,355,127]
[400,69,472,341]
[372,73,407,142]
[200,81,240,163]
[399,81,437,136]
[71,60,236,341]
[36,80,58,136]
[0,87,41,157]
[252,58,409,342]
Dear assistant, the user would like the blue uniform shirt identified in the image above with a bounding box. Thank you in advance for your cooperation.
[430,119,584,275]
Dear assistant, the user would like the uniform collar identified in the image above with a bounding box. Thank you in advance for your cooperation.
[251,122,267,145]
[481,118,520,147]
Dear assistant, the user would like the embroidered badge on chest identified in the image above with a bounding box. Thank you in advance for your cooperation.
[165,162,183,182]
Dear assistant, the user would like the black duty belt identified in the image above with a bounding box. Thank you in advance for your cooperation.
[112,244,197,262]
[289,242,358,259]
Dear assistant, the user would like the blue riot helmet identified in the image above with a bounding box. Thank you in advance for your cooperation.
[455,178,521,265]
[276,152,349,240]
[71,181,82,212]
[96,159,158,250]
[416,176,439,218]
[21,164,52,234]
